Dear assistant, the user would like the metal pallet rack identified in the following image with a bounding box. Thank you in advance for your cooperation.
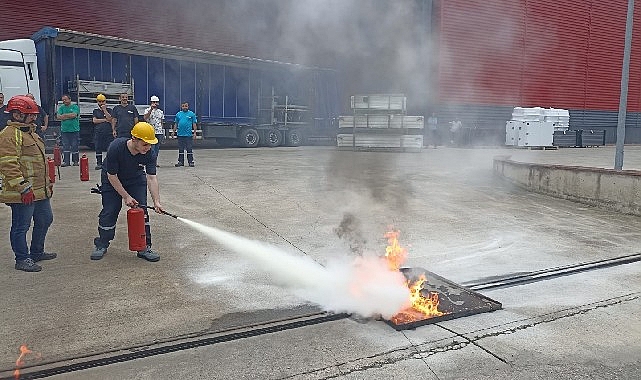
[337,94,424,151]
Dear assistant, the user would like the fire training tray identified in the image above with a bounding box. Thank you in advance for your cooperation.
[384,267,502,330]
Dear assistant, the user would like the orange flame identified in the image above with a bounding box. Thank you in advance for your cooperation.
[407,274,443,317]
[385,228,445,323]
[384,229,407,271]
[14,344,32,379]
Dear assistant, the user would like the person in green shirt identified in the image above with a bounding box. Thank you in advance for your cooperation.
[56,94,80,166]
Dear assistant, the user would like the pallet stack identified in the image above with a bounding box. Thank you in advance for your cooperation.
[337,94,424,151]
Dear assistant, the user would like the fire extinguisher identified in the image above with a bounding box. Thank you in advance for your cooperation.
[53,144,61,166]
[127,207,147,252]
[47,158,55,184]
[80,153,89,181]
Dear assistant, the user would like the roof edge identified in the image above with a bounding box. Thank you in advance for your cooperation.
[29,27,335,72]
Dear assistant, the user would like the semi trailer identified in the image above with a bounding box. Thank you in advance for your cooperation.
[0,27,340,148]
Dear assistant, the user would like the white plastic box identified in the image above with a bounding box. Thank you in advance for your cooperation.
[516,121,554,147]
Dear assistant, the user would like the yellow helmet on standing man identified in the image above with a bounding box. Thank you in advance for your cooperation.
[96,93,107,101]
[131,122,158,144]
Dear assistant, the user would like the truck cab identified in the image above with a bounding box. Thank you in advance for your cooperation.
[0,39,40,103]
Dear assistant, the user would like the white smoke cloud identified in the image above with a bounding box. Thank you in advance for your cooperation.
[182,218,410,319]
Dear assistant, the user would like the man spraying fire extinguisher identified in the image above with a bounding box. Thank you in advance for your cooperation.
[91,121,165,262]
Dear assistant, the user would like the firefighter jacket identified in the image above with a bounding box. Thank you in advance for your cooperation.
[0,121,52,203]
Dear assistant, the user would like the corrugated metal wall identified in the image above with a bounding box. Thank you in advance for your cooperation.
[3,0,430,117]
[585,2,641,111]
[439,1,641,110]
[1,1,277,62]
[521,0,589,109]
[6,0,641,142]
[438,1,641,142]
[438,1,524,106]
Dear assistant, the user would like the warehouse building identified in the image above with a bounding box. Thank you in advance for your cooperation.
[2,1,641,144]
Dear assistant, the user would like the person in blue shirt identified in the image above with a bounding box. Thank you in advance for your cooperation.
[172,101,197,167]
[90,122,165,262]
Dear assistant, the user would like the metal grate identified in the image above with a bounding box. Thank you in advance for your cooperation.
[385,267,502,330]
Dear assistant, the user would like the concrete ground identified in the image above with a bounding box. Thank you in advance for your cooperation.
[1,145,640,379]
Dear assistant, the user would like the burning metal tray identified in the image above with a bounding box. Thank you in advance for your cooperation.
[385,267,502,330]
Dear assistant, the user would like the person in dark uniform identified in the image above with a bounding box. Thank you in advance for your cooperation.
[92,94,114,170]
[110,92,139,139]
[25,93,49,141]
[90,122,164,262]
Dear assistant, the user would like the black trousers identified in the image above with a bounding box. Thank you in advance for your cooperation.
[95,183,151,249]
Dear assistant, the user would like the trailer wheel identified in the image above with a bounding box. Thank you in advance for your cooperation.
[265,128,282,147]
[287,129,302,147]
[239,128,259,148]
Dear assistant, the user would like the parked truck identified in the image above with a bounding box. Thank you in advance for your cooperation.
[0,27,340,148]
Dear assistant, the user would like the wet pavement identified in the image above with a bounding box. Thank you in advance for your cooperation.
[1,145,640,379]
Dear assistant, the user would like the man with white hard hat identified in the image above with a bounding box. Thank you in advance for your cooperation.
[144,95,164,166]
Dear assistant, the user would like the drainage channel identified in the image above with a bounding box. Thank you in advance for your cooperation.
[7,253,640,378]
[464,253,641,291]
[4,312,348,380]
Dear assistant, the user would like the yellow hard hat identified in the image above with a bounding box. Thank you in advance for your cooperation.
[96,94,106,101]
[131,122,158,144]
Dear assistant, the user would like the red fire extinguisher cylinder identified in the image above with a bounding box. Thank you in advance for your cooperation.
[80,153,89,181]
[53,145,61,167]
[127,207,147,252]
[47,158,55,184]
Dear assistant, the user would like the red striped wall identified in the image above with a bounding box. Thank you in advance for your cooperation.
[439,1,641,112]
[0,1,278,61]
[438,1,525,106]
[5,1,641,113]
[521,0,590,109]
[585,1,641,111]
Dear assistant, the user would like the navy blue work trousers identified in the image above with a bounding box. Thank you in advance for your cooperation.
[95,183,151,249]
[176,136,194,164]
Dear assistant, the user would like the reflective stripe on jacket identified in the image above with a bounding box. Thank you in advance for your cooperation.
[0,121,52,203]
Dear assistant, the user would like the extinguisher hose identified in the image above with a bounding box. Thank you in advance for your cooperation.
[138,205,179,219]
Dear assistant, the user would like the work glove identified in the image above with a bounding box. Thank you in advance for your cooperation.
[90,184,102,194]
[21,188,35,205]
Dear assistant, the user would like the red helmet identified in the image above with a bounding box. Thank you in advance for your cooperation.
[6,95,40,114]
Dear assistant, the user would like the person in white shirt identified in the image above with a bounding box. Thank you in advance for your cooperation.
[143,95,165,167]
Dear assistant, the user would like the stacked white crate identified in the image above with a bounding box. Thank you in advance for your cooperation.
[543,108,570,131]
[337,94,424,150]
[506,107,566,147]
